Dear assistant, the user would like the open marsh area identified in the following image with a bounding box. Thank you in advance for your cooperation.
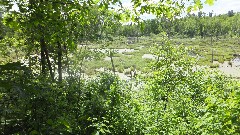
[76,35,240,79]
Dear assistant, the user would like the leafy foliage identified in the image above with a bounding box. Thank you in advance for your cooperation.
[1,0,240,134]
[1,37,240,134]
[119,12,240,38]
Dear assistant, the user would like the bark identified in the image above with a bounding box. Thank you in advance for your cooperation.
[110,50,115,75]
[40,38,46,74]
[42,39,54,81]
[211,35,213,63]
[57,41,62,82]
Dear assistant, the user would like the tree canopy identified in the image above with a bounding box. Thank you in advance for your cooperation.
[5,1,240,135]
[119,11,240,38]
[0,0,216,81]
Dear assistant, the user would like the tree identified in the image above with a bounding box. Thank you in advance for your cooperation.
[1,0,110,81]
[0,0,217,80]
[0,6,7,39]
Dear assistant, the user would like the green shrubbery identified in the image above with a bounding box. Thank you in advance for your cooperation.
[1,37,240,134]
[209,63,220,68]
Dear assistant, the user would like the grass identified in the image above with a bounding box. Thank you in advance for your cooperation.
[83,52,153,75]
[209,63,220,68]
[172,36,240,66]
[74,35,240,75]
[2,35,239,76]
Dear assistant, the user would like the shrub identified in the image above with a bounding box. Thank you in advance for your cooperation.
[209,63,219,68]
[218,57,225,63]
[117,67,124,73]
[142,34,240,134]
[1,36,240,135]
[124,69,131,75]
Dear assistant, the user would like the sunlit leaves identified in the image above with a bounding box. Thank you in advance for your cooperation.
[144,35,240,134]
[205,0,215,6]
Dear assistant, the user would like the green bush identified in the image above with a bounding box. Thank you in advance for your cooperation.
[117,67,124,73]
[209,63,220,68]
[1,37,240,134]
[218,57,225,63]
[141,36,240,134]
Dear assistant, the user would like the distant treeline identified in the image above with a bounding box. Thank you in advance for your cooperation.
[1,9,239,41]
[119,11,240,38]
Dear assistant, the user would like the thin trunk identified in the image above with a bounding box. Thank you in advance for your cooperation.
[42,39,54,81]
[79,46,84,80]
[15,50,19,61]
[57,41,62,82]
[40,38,46,74]
[211,35,213,63]
[110,50,115,75]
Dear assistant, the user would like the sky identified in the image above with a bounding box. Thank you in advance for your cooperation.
[194,0,240,15]
[121,0,240,19]
[7,0,240,19]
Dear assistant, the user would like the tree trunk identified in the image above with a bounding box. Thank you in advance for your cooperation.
[42,39,54,81]
[110,50,115,75]
[57,41,62,82]
[40,38,46,74]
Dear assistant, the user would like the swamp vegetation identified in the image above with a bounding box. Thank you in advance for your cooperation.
[1,0,240,134]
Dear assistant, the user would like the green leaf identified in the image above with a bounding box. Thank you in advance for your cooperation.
[140,22,145,31]
[47,119,53,125]
[205,0,214,6]
[59,119,71,129]
[187,6,193,13]
[30,130,39,135]
[92,130,100,135]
